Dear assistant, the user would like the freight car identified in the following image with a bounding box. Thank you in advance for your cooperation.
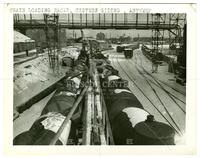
[117,43,139,57]
[89,39,110,51]
[13,54,89,145]
[141,44,152,60]
[116,45,125,53]
[124,48,133,59]
[96,53,175,145]
[141,44,164,65]
[125,43,139,51]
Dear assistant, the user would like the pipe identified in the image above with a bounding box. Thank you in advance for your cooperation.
[82,85,93,145]
[49,85,89,145]
[93,65,107,145]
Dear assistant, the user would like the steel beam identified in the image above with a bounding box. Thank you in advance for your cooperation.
[14,22,178,30]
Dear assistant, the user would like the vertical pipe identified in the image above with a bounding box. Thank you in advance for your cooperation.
[80,13,82,26]
[169,14,172,54]
[151,14,154,51]
[104,13,105,27]
[72,13,74,26]
[86,13,87,27]
[182,24,186,67]
[99,13,100,26]
[115,13,117,25]
[92,13,94,26]
[124,12,125,25]
[111,13,113,27]
[30,14,32,25]
[136,13,138,26]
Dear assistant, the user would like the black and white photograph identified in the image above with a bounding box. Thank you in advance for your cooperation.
[12,12,187,146]
[1,2,198,156]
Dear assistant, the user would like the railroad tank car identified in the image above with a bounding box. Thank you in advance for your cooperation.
[104,82,175,145]
[117,43,139,54]
[13,55,88,145]
[89,39,110,51]
[62,56,74,67]
[96,54,175,145]
[124,48,133,59]
[13,78,82,145]
[116,45,125,53]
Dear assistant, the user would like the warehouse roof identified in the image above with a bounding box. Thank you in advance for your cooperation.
[14,31,35,43]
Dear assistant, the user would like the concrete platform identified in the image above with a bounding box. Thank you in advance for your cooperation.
[14,53,69,114]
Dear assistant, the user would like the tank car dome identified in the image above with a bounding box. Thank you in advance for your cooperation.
[134,115,175,145]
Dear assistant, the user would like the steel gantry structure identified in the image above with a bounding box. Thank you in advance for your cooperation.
[13,13,186,66]
[151,13,166,55]
[168,14,186,55]
[43,14,60,72]
[151,13,186,55]
[14,13,180,30]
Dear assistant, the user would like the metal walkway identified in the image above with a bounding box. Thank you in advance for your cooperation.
[14,21,178,30]
[14,13,179,30]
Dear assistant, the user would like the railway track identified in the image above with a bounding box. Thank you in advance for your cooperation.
[132,52,186,113]
[110,51,183,136]
[136,52,186,96]
[131,59,185,134]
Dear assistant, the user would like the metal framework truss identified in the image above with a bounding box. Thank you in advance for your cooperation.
[168,13,186,55]
[151,13,166,54]
[43,14,60,72]
[151,13,186,56]
[14,13,186,58]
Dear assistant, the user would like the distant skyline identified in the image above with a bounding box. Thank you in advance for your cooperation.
[64,29,171,38]
[65,29,152,38]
